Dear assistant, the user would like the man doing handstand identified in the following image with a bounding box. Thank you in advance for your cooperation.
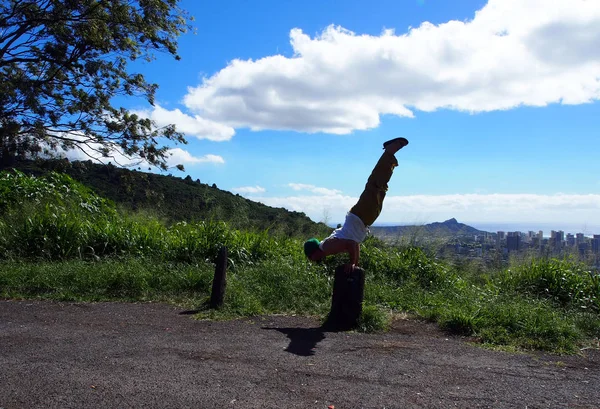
[303,137,409,272]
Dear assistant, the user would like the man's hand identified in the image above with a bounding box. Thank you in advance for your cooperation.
[343,263,357,274]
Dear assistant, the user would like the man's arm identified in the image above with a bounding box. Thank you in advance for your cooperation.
[347,240,360,266]
[320,238,360,270]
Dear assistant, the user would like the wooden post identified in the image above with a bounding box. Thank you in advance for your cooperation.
[210,246,228,309]
[325,265,365,331]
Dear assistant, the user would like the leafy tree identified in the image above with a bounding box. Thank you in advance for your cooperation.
[0,0,192,169]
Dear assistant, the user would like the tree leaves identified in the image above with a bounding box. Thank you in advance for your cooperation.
[0,0,192,169]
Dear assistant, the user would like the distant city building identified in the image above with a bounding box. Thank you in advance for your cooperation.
[496,231,505,247]
[507,231,521,252]
[374,221,600,266]
[474,234,486,244]
[550,230,563,249]
[592,235,600,254]
[527,231,536,243]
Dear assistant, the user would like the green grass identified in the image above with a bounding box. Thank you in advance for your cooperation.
[357,305,391,333]
[495,257,599,310]
[1,169,599,353]
[0,259,214,302]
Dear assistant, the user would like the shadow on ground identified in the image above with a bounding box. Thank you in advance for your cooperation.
[262,327,328,356]
[179,309,202,315]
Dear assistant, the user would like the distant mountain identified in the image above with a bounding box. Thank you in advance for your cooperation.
[5,159,330,238]
[370,218,492,241]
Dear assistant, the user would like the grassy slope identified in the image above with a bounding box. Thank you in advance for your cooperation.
[0,168,598,354]
[6,159,330,238]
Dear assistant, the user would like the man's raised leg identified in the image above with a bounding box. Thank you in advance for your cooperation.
[350,138,408,226]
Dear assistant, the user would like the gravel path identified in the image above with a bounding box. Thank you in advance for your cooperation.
[1,300,598,408]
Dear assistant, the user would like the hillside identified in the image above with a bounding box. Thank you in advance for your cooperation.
[5,159,330,238]
[370,218,492,241]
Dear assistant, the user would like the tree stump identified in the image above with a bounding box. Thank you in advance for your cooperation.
[325,265,365,331]
[209,246,228,309]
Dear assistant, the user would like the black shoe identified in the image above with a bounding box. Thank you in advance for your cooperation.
[383,137,409,149]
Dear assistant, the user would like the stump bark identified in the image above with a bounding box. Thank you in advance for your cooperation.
[325,265,365,331]
[209,246,228,309]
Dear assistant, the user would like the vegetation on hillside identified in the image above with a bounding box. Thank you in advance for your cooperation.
[0,169,599,354]
[6,159,330,237]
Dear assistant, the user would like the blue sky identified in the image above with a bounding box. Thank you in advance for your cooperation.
[78,0,600,235]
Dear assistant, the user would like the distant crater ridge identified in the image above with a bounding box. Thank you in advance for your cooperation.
[370,218,492,240]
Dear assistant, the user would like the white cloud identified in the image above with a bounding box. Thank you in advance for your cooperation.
[51,133,224,169]
[182,0,600,134]
[133,104,235,141]
[249,193,600,232]
[166,148,225,166]
[232,185,266,194]
[288,183,342,195]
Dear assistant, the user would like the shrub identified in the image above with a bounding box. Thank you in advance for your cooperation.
[0,170,114,217]
[496,258,599,311]
[475,296,581,353]
[357,304,391,333]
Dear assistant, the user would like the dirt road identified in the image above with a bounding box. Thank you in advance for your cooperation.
[1,300,598,408]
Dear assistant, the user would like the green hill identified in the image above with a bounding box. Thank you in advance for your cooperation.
[5,159,329,238]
